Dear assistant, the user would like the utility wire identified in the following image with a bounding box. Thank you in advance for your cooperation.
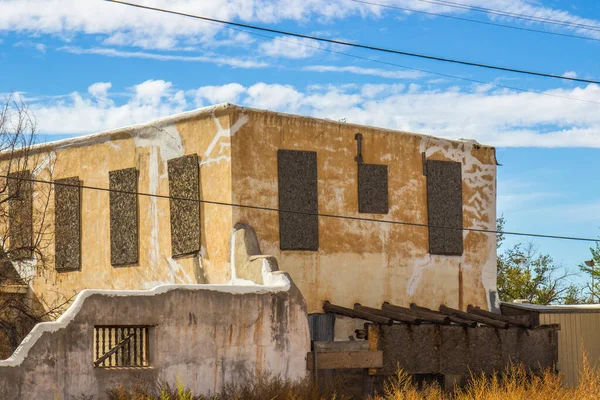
[347,0,600,43]
[414,0,600,33]
[3,174,599,243]
[104,0,600,85]
[195,11,600,106]
[188,4,600,106]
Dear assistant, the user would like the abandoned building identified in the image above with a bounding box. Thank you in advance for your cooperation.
[0,104,559,398]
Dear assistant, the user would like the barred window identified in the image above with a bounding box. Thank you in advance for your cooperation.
[94,326,150,368]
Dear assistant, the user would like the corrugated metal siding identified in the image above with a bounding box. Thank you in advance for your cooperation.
[540,312,600,387]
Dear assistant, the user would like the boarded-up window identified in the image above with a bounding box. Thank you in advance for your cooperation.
[168,154,200,257]
[358,164,388,214]
[426,160,463,255]
[8,170,33,259]
[109,168,138,266]
[277,150,319,251]
[55,177,81,271]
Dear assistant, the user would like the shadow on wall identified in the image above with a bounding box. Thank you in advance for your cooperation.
[0,224,310,400]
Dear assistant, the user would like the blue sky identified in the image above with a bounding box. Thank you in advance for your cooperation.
[1,0,600,283]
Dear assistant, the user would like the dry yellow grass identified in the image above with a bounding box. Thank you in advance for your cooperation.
[104,356,600,400]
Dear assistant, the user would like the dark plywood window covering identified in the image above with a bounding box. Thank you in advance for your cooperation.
[426,160,463,255]
[8,170,33,259]
[358,164,389,214]
[109,168,139,266]
[277,150,319,251]
[168,154,200,257]
[55,177,81,271]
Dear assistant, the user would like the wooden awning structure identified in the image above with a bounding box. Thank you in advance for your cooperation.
[323,301,531,329]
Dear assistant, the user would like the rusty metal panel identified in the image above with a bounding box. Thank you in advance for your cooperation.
[8,170,33,259]
[426,160,463,255]
[358,164,388,214]
[54,177,81,271]
[109,168,138,266]
[277,150,319,251]
[168,154,200,257]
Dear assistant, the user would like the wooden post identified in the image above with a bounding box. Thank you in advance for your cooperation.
[368,324,379,376]
[311,340,318,385]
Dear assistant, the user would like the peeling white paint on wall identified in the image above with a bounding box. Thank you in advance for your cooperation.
[406,251,434,296]
[134,125,184,170]
[201,113,249,167]
[167,256,194,284]
[32,151,56,176]
[107,141,121,152]
[147,146,160,269]
[419,136,497,310]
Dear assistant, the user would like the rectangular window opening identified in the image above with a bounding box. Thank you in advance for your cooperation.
[358,163,388,214]
[54,177,81,271]
[8,170,33,260]
[168,154,200,257]
[109,168,139,266]
[426,160,463,256]
[93,326,150,368]
[277,150,319,251]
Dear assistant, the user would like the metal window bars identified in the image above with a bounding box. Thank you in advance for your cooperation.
[93,326,149,368]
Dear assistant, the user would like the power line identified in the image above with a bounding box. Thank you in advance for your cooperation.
[194,6,600,106]
[347,0,600,43]
[414,0,600,33]
[104,0,600,85]
[3,174,599,243]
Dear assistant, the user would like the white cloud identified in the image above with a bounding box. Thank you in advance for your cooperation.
[0,0,363,50]
[13,41,46,53]
[58,46,268,69]
[88,82,112,98]
[245,83,304,112]
[563,71,578,79]
[1,0,599,50]
[133,80,173,106]
[193,83,246,106]
[303,65,426,79]
[258,36,325,59]
[24,79,600,148]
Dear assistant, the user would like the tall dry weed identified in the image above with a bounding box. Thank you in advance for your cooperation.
[103,356,600,400]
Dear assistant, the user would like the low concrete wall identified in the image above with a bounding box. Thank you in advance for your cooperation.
[0,273,310,399]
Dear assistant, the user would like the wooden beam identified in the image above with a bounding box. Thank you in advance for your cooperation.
[323,301,392,325]
[0,284,29,295]
[383,302,450,325]
[439,305,508,329]
[410,304,477,327]
[467,305,531,328]
[355,304,421,325]
[306,351,383,370]
[314,341,369,353]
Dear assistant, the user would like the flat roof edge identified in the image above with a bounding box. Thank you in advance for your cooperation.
[501,301,600,313]
[28,103,495,153]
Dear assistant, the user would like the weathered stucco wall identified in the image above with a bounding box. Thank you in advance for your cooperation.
[229,107,497,314]
[2,104,496,324]
[10,105,250,309]
[0,273,310,399]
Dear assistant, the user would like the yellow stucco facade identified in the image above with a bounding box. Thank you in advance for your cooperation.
[6,104,497,315]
